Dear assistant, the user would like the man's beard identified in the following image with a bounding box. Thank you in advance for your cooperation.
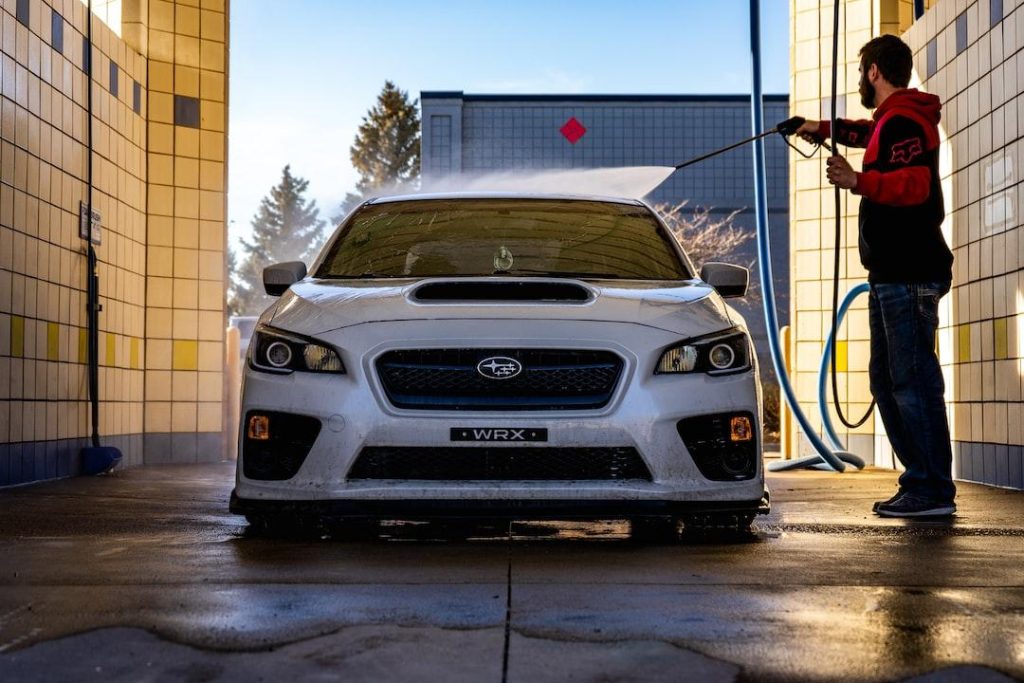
[860,73,876,109]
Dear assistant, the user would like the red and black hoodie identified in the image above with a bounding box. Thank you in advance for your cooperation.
[820,89,953,284]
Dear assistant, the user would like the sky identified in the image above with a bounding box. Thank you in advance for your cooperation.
[227,0,791,249]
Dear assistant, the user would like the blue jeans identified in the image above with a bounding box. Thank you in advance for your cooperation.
[868,282,956,503]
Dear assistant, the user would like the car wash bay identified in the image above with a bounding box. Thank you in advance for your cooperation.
[0,463,1022,683]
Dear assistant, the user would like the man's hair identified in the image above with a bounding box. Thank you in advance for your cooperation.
[859,35,913,88]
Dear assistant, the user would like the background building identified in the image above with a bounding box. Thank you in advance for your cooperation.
[420,92,792,377]
[788,0,1024,490]
[0,0,229,485]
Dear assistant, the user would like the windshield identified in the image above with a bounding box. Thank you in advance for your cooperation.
[314,198,691,280]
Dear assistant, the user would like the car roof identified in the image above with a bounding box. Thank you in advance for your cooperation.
[365,192,648,206]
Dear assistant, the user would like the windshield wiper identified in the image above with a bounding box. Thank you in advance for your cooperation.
[493,269,623,279]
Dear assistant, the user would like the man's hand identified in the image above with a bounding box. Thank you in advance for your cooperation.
[795,120,821,145]
[826,155,857,190]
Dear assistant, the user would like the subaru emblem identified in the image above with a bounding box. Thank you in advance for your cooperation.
[477,356,523,380]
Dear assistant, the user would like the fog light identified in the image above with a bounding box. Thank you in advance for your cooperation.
[730,416,752,442]
[248,414,270,440]
[709,343,736,370]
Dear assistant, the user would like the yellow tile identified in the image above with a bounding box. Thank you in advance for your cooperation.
[148,246,175,277]
[174,157,199,188]
[171,402,197,432]
[958,324,971,363]
[175,65,200,98]
[106,333,116,366]
[175,188,200,218]
[172,340,199,370]
[175,217,199,248]
[175,127,199,158]
[149,61,174,94]
[995,318,1008,360]
[200,70,224,102]
[175,35,200,68]
[834,340,848,372]
[11,316,24,357]
[199,190,224,221]
[174,248,199,279]
[200,10,225,42]
[149,153,174,185]
[149,184,174,216]
[200,100,224,132]
[145,401,171,431]
[149,215,174,247]
[149,30,175,62]
[197,401,222,431]
[79,328,88,364]
[199,160,224,191]
[151,1,175,32]
[47,322,59,361]
[199,130,224,161]
[130,337,140,369]
[149,92,173,124]
[176,5,201,37]
[200,40,225,73]
[149,122,174,154]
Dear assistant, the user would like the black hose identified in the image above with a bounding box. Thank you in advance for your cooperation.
[828,0,875,429]
[85,0,100,447]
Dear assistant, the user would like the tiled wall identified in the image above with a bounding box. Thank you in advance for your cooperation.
[788,0,1024,490]
[0,0,229,486]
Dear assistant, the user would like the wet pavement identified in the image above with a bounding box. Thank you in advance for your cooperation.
[0,463,1022,682]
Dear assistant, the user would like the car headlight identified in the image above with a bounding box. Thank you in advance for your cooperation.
[249,326,345,374]
[655,329,750,375]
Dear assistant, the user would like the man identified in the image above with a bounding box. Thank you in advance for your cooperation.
[796,34,956,518]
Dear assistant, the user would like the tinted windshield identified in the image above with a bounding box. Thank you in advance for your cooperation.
[314,199,691,280]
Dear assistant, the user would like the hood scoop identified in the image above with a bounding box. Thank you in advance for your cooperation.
[412,280,593,303]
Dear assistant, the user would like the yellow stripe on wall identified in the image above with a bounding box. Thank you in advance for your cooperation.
[834,340,848,372]
[11,316,24,358]
[994,318,1008,360]
[47,322,59,361]
[106,333,116,367]
[78,328,88,364]
[130,337,140,369]
[172,340,199,370]
[958,324,971,363]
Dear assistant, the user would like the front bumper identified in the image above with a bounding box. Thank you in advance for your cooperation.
[233,320,766,513]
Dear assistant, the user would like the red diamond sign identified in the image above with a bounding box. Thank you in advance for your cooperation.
[560,117,587,144]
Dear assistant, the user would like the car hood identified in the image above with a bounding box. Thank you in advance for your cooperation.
[264,278,743,338]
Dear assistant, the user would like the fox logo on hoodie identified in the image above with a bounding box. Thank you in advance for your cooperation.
[890,137,923,164]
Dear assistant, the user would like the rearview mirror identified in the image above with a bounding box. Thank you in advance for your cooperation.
[700,262,748,298]
[263,261,307,296]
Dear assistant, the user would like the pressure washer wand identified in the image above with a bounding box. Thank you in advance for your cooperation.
[673,116,831,171]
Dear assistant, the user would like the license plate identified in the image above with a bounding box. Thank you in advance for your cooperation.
[450,428,548,442]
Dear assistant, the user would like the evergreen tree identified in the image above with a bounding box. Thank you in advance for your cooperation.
[339,80,421,215]
[230,165,325,315]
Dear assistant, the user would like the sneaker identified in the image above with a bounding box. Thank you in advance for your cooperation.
[872,491,905,513]
[876,493,956,518]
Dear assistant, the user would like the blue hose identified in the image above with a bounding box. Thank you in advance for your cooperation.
[817,283,870,466]
[748,0,856,473]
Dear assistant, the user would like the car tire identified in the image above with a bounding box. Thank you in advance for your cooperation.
[629,516,680,544]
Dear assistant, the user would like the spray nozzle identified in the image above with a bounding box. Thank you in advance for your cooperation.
[775,116,806,136]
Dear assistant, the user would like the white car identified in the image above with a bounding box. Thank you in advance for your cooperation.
[230,193,768,535]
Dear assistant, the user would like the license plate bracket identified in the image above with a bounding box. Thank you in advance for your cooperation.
[450,428,548,442]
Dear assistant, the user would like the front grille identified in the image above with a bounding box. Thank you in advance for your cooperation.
[348,447,652,481]
[376,349,623,410]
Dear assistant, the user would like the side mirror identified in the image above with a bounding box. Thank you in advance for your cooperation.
[700,262,748,298]
[263,261,307,296]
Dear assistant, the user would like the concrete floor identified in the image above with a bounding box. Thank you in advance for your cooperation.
[0,463,1022,682]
